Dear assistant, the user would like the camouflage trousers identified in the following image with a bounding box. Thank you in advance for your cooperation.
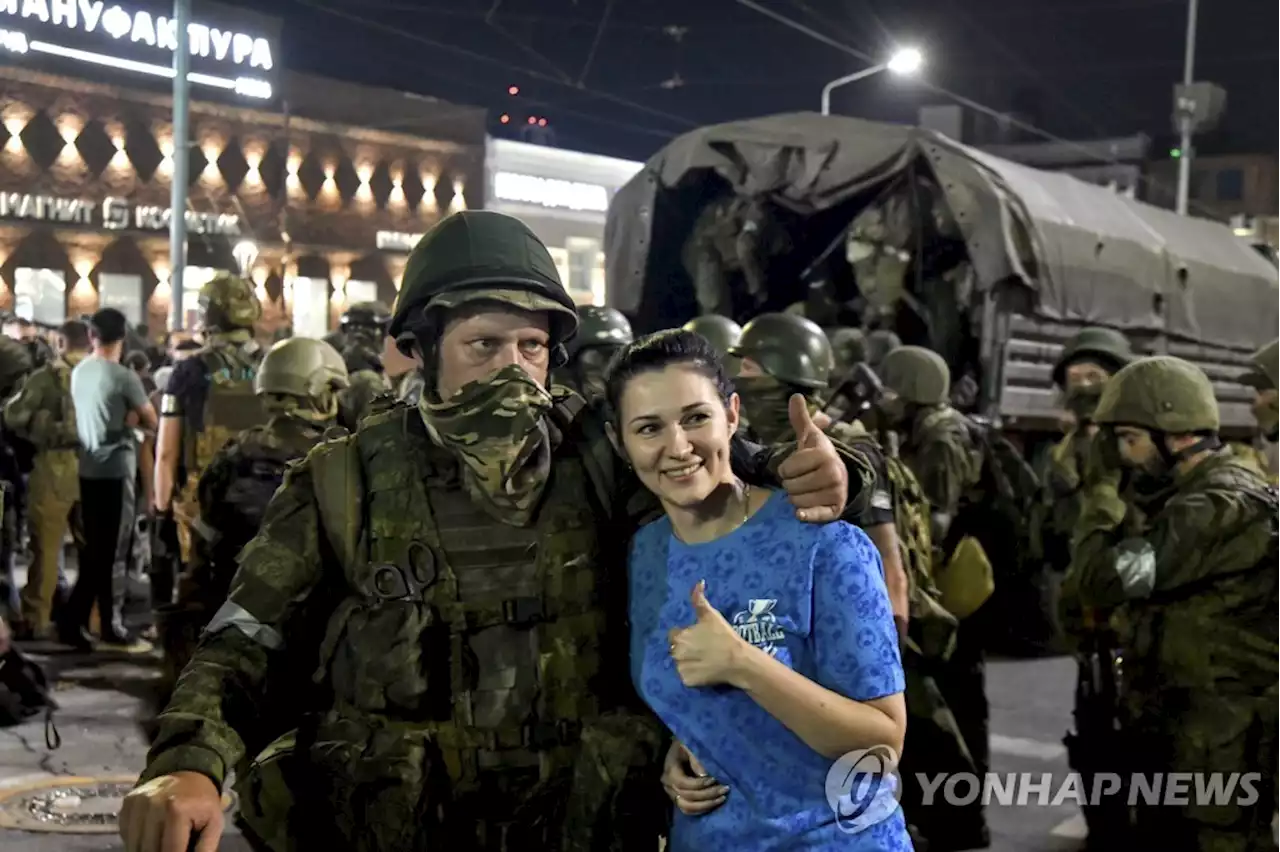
[234,712,668,852]
[1126,688,1278,852]
[898,650,988,845]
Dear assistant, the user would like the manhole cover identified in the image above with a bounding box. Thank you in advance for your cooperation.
[0,775,234,833]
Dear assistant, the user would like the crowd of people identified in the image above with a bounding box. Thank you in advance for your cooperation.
[0,207,1272,852]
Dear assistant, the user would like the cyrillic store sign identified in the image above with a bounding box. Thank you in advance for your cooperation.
[0,0,279,101]
[0,192,241,236]
[376,230,424,252]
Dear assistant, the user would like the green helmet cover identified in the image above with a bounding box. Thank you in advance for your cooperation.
[682,315,742,359]
[389,211,578,356]
[728,313,832,390]
[1052,327,1135,387]
[566,306,633,360]
[1093,355,1219,433]
[255,336,351,403]
[878,345,951,405]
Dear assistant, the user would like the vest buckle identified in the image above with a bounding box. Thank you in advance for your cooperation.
[502,597,544,626]
[522,719,580,749]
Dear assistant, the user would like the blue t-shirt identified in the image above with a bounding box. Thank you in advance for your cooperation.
[629,490,911,852]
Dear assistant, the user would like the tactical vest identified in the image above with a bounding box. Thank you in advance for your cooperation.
[49,360,78,448]
[299,402,629,847]
[836,421,957,657]
[187,345,268,480]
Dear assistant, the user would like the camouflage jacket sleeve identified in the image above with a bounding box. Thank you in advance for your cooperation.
[1066,481,1270,613]
[2,366,49,442]
[910,429,973,516]
[141,454,329,788]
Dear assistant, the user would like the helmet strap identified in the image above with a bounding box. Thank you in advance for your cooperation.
[1156,431,1221,467]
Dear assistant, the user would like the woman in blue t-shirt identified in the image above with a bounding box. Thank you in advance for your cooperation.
[603,330,911,851]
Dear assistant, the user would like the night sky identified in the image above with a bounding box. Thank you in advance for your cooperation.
[239,0,1276,163]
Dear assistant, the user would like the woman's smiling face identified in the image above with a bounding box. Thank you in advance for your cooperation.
[617,364,740,510]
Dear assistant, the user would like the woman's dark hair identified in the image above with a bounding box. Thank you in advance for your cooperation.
[603,329,735,427]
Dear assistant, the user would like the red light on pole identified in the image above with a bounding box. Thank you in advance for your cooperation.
[508,85,520,96]
[538,118,547,127]
[500,114,510,124]
[527,116,537,125]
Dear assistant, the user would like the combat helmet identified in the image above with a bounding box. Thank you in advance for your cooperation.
[878,345,951,406]
[198,271,262,331]
[864,329,902,372]
[389,211,579,362]
[1052,327,1134,387]
[255,337,351,415]
[566,306,633,361]
[682,315,742,359]
[1240,338,1278,391]
[341,301,392,331]
[1093,356,1219,434]
[729,313,832,391]
[828,327,867,372]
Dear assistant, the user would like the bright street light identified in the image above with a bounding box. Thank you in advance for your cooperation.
[821,46,924,115]
[887,47,924,76]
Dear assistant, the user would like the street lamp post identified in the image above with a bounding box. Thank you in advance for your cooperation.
[1174,0,1199,216]
[821,47,923,115]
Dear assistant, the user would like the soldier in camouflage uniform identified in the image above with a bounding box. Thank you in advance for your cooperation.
[1240,338,1279,483]
[875,344,991,850]
[334,302,394,430]
[150,336,350,735]
[153,273,266,605]
[556,306,633,402]
[1032,328,1135,574]
[1033,328,1136,844]
[121,211,865,852]
[1063,356,1278,852]
[731,316,977,847]
[3,320,88,639]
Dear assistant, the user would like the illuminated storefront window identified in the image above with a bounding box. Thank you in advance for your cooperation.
[345,280,377,305]
[290,276,329,338]
[14,267,66,324]
[98,272,144,325]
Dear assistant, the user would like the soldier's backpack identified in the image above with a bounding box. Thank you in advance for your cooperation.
[188,347,268,483]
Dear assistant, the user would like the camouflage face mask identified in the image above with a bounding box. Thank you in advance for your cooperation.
[419,363,554,527]
[1064,383,1105,422]
[734,375,810,445]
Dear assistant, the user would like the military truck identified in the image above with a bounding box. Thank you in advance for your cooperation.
[605,113,1279,439]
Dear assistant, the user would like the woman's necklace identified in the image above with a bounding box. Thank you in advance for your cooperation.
[738,482,752,529]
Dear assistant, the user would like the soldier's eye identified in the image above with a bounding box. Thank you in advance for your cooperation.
[519,339,549,356]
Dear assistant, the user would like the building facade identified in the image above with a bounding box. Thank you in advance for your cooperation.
[484,138,642,306]
[0,0,487,339]
[1145,153,1280,248]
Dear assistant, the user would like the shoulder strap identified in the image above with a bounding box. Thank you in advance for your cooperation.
[548,390,617,518]
[307,429,367,571]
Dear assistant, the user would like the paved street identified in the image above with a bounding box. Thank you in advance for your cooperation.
[1,567,1088,851]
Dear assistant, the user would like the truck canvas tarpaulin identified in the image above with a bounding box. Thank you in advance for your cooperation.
[605,112,1278,431]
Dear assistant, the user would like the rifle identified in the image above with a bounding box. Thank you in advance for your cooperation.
[1063,610,1132,844]
[825,362,884,425]
[150,512,182,608]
